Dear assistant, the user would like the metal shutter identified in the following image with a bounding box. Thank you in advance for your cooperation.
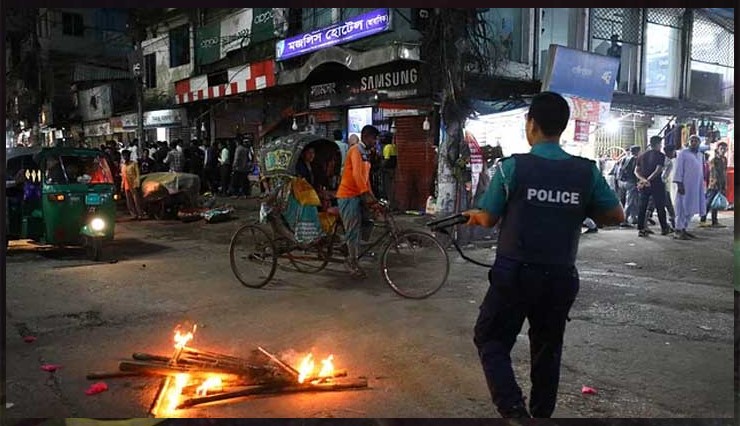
[393,116,436,211]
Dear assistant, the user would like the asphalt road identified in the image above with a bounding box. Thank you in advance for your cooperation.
[4,201,735,419]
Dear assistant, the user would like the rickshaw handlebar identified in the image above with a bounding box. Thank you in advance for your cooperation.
[427,213,468,231]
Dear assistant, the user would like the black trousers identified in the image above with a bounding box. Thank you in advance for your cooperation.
[701,188,720,223]
[637,182,669,232]
[230,170,251,197]
[219,164,231,194]
[474,256,579,418]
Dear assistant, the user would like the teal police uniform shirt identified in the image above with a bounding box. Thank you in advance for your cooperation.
[477,142,620,216]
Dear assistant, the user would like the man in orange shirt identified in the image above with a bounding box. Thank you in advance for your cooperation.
[336,125,382,278]
[121,150,144,220]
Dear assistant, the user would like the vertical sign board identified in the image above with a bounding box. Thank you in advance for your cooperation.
[541,44,620,125]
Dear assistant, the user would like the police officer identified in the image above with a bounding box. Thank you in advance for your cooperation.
[464,92,625,418]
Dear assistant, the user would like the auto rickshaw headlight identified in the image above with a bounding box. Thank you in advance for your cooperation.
[90,218,106,231]
[113,193,121,201]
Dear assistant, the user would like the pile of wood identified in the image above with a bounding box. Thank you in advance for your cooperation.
[87,345,368,414]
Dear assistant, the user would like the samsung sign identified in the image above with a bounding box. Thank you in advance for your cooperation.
[275,9,392,61]
[541,45,620,103]
[360,67,418,91]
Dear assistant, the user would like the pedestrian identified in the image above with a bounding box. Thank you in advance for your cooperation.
[635,136,672,237]
[230,138,252,198]
[382,134,398,210]
[295,146,317,188]
[336,125,384,278]
[120,150,144,220]
[348,133,360,147]
[163,141,184,173]
[700,141,728,228]
[673,135,706,240]
[617,145,641,226]
[218,140,231,195]
[202,141,218,193]
[333,129,349,172]
[463,92,624,418]
[138,148,154,175]
[646,145,677,229]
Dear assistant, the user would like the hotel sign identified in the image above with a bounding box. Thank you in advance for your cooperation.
[275,9,392,61]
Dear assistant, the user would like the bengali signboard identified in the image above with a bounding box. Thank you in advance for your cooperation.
[574,120,590,142]
[196,8,280,66]
[541,44,620,123]
[143,109,187,128]
[275,8,392,61]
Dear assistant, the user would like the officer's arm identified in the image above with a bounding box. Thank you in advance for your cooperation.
[464,209,499,228]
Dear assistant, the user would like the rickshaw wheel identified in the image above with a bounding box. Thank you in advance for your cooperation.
[287,239,331,273]
[382,231,450,299]
[229,224,277,288]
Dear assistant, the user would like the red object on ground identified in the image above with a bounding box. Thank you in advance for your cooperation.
[581,385,598,395]
[726,168,734,205]
[85,382,109,395]
[23,336,37,343]
[41,364,62,372]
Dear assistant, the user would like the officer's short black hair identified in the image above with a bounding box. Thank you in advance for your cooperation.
[528,91,570,137]
[649,136,662,146]
[333,129,343,140]
[361,125,380,139]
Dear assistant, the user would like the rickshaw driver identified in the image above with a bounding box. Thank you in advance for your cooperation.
[45,156,66,184]
[336,125,383,278]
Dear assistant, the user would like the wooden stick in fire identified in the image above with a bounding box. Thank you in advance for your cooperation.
[177,377,370,409]
[256,346,300,379]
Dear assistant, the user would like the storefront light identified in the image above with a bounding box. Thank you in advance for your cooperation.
[422,116,430,131]
[390,120,397,134]
[605,119,620,133]
[291,118,298,131]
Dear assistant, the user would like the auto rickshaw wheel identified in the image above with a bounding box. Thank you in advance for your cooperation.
[87,238,103,261]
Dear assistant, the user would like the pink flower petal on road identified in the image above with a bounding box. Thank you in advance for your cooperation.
[581,385,598,395]
[85,382,109,395]
[40,364,62,372]
[23,336,37,343]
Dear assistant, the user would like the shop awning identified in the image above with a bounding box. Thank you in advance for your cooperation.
[174,60,276,105]
[276,43,421,86]
[611,93,734,121]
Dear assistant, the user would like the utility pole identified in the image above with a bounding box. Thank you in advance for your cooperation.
[135,43,144,154]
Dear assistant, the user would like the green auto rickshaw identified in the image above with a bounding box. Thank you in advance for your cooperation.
[6,147,118,260]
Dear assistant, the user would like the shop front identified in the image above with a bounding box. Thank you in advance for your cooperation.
[83,119,113,147]
[305,60,436,210]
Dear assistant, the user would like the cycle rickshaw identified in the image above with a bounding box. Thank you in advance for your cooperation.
[228,133,450,299]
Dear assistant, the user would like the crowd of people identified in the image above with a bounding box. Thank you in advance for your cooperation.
[605,132,729,239]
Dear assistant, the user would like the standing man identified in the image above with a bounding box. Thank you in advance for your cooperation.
[635,136,672,237]
[120,150,144,220]
[382,134,398,210]
[218,140,231,196]
[230,138,251,198]
[463,92,624,418]
[138,148,154,175]
[201,141,218,193]
[333,129,349,172]
[163,141,184,173]
[700,141,728,228]
[673,135,706,240]
[617,145,640,226]
[336,125,383,278]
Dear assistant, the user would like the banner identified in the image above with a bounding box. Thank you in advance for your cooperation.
[221,9,253,57]
[196,22,221,66]
[574,120,590,142]
[251,8,276,44]
[276,8,392,61]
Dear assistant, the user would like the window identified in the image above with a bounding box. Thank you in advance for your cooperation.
[590,8,644,93]
[302,8,333,31]
[480,8,524,63]
[62,12,84,37]
[538,8,580,79]
[690,11,733,105]
[144,53,157,88]
[169,24,190,68]
[45,155,113,185]
[643,23,680,98]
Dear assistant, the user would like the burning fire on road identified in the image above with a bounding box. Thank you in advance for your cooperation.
[87,324,368,417]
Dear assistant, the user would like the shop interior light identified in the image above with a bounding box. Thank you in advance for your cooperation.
[422,116,430,131]
[291,118,298,131]
[605,119,621,133]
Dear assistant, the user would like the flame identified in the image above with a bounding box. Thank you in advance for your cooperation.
[296,353,335,383]
[196,376,223,397]
[153,373,190,417]
[297,353,315,384]
[318,354,334,378]
[174,324,197,350]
